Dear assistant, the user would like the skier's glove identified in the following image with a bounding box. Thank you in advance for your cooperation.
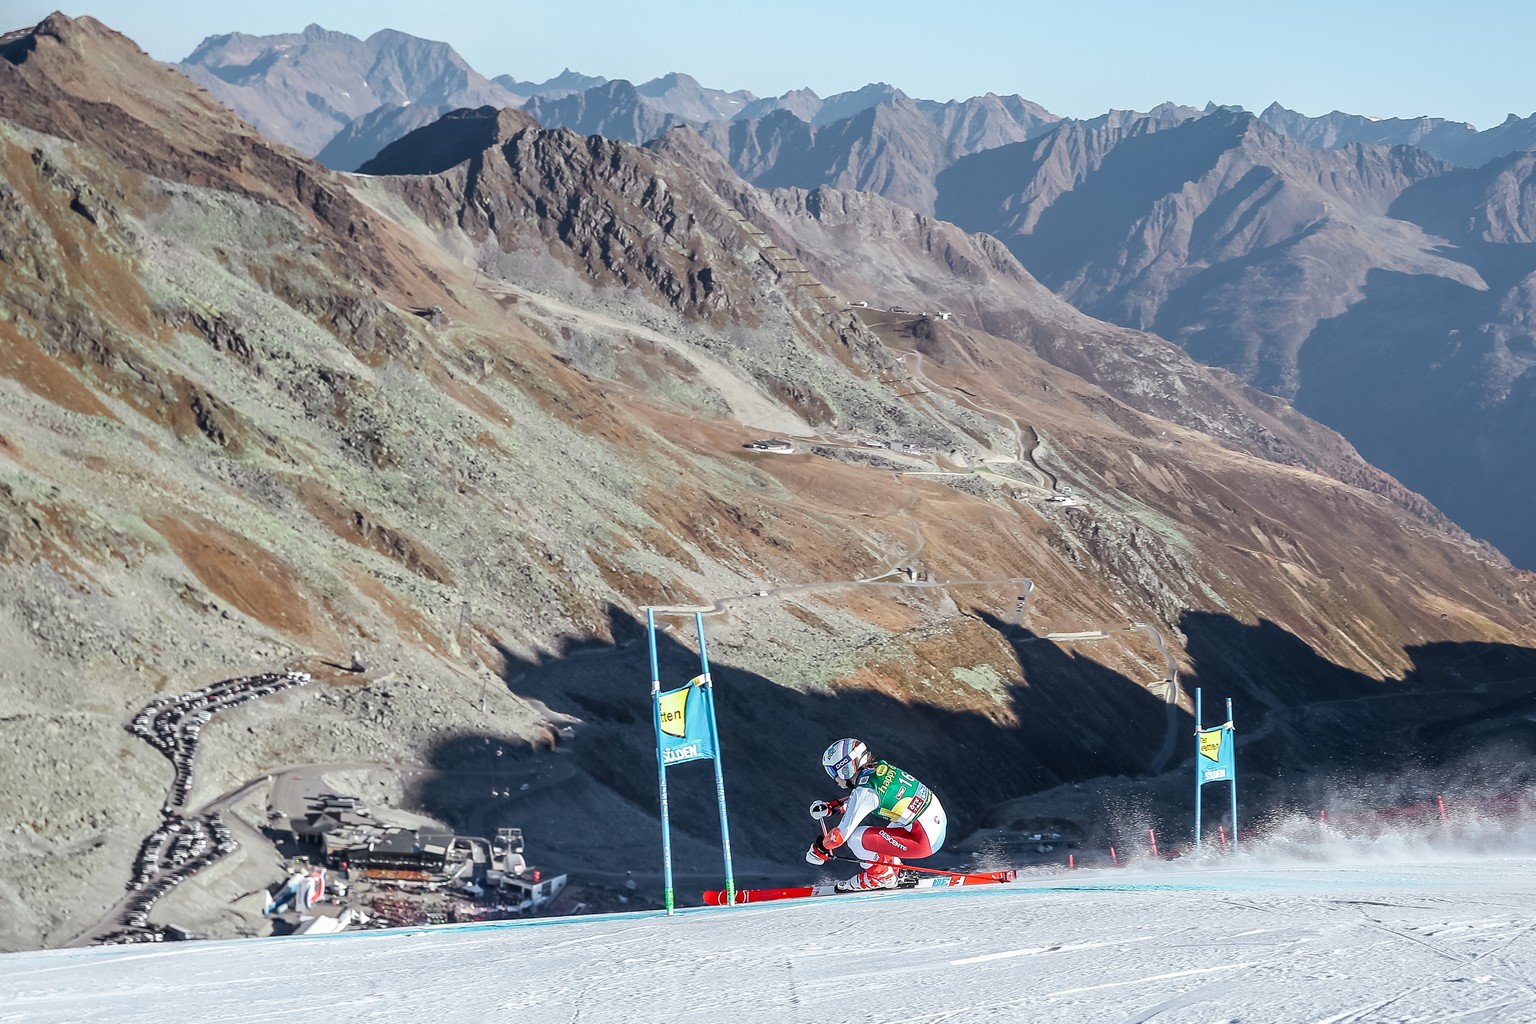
[805,836,831,865]
[808,798,844,820]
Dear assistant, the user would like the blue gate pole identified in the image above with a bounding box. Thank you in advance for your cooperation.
[696,612,737,905]
[1194,687,1203,856]
[647,608,677,915]
[1227,696,1238,856]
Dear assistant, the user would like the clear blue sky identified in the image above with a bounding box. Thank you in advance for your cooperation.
[12,1,1535,129]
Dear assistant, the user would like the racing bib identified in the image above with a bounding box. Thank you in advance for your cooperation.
[864,761,931,828]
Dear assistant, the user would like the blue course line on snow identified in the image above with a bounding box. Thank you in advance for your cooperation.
[350,905,694,937]
[703,882,1029,911]
[264,874,1390,940]
[1028,882,1222,894]
[203,905,695,948]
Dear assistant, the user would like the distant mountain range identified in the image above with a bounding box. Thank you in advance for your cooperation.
[172,26,1536,569]
[176,27,1536,175]
[167,28,1536,571]
[1256,102,1536,168]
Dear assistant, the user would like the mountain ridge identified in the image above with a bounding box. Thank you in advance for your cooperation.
[170,22,1536,181]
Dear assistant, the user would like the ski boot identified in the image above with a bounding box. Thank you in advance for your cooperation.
[835,860,900,892]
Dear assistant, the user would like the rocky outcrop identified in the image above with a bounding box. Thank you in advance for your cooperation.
[357,106,539,176]
[694,91,1060,215]
[383,126,759,324]
[521,79,696,147]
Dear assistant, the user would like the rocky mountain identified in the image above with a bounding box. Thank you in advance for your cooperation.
[4,13,1536,955]
[177,24,522,163]
[938,108,1459,383]
[643,127,1453,515]
[517,72,762,142]
[358,106,540,176]
[634,71,755,122]
[520,89,1184,223]
[1259,102,1536,168]
[523,80,948,146]
[733,85,822,123]
[731,83,884,125]
[317,71,600,173]
[519,78,699,151]
[533,85,1202,217]
[694,92,1061,215]
[493,68,608,102]
[807,83,908,127]
[932,108,1536,568]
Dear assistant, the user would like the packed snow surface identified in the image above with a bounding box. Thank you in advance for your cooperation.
[5,853,1536,1022]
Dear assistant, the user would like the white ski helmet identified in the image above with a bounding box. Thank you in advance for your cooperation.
[822,738,872,788]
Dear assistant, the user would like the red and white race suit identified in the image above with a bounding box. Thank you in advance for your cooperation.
[823,761,947,868]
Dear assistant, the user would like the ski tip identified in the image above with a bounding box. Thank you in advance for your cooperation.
[702,885,821,905]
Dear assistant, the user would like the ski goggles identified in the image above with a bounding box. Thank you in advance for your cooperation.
[825,755,857,782]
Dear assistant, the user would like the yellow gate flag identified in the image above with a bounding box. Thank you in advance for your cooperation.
[659,685,691,738]
[1198,725,1234,784]
[658,675,714,765]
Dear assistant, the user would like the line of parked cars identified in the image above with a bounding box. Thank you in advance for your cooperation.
[107,672,313,943]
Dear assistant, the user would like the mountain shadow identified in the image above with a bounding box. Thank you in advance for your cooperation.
[411,603,1169,875]
[1175,610,1536,816]
[1294,261,1536,569]
[409,602,1536,881]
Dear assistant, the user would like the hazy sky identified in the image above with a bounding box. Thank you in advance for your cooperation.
[12,1,1535,129]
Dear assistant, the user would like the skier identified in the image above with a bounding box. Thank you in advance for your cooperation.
[805,737,948,891]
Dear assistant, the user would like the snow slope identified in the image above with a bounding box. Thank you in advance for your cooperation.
[5,852,1536,1022]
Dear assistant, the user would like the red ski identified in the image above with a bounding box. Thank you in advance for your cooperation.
[702,868,1015,906]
